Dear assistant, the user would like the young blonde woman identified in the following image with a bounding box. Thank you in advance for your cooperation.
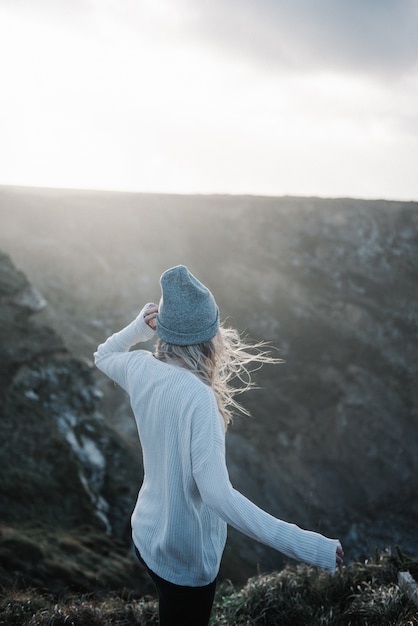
[94,265,343,626]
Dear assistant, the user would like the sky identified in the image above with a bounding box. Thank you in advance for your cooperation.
[0,0,417,200]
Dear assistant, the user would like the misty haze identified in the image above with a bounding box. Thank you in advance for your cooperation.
[1,186,417,593]
[1,0,418,621]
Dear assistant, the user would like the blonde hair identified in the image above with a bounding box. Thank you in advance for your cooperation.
[154,324,281,429]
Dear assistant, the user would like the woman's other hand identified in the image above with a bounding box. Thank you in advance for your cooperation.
[143,302,159,330]
[336,544,344,568]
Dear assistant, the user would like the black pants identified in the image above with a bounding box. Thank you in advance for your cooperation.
[135,547,217,626]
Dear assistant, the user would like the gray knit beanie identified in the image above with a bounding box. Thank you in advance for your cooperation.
[156,265,219,345]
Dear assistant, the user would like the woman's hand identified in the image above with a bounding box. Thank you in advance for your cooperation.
[143,302,159,330]
[336,545,344,568]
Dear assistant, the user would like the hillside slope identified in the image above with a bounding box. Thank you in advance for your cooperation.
[0,249,152,594]
[0,186,417,582]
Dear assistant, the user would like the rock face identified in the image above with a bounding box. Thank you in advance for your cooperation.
[0,187,417,585]
[0,250,151,594]
[216,198,418,573]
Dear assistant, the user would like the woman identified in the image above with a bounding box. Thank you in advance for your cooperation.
[94,265,343,626]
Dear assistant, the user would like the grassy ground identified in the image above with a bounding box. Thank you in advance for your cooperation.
[1,550,417,625]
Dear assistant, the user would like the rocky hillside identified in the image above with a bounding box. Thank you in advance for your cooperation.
[0,185,417,585]
[0,249,153,594]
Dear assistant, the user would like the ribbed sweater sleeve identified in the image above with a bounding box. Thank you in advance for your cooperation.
[192,394,340,573]
[93,304,155,389]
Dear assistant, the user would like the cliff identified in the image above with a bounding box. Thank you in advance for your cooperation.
[0,249,152,594]
[0,186,417,586]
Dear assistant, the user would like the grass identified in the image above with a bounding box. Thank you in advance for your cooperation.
[0,589,159,626]
[212,549,417,625]
[0,550,417,625]
[0,525,153,598]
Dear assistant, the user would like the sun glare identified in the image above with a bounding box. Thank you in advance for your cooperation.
[0,3,417,199]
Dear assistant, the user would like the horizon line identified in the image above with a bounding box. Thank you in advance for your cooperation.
[0,182,417,204]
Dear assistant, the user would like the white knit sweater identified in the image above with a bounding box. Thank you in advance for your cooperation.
[94,306,340,586]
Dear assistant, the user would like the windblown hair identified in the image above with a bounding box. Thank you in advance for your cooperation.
[154,324,281,429]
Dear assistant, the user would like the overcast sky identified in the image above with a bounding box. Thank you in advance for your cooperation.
[1,0,417,199]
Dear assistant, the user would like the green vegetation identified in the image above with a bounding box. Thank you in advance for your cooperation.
[0,525,152,597]
[1,550,417,625]
[213,550,418,625]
